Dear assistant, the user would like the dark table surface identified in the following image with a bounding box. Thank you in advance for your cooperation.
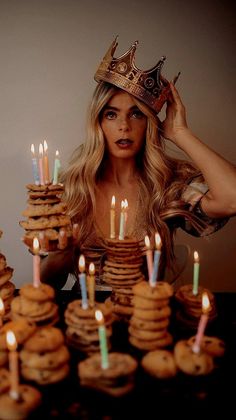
[26,290,236,419]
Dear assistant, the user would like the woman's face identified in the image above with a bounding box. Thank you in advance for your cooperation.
[100,90,147,160]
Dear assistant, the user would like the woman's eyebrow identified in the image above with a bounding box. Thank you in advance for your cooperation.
[103,105,139,111]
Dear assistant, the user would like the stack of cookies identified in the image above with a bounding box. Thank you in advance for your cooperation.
[64,299,113,354]
[0,251,15,322]
[0,383,42,420]
[20,326,70,385]
[102,238,144,321]
[78,352,138,397]
[19,183,72,252]
[175,284,217,329]
[10,283,59,327]
[129,280,174,351]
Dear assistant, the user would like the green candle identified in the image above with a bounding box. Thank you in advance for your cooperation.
[95,310,109,369]
[192,251,200,295]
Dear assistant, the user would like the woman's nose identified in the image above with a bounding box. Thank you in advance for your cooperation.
[118,116,129,131]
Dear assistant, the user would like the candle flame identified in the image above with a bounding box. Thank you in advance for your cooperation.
[0,297,4,316]
[144,235,150,249]
[43,140,48,153]
[55,150,59,157]
[33,237,40,254]
[121,200,125,210]
[155,232,161,250]
[39,143,43,156]
[111,195,115,208]
[6,330,17,351]
[202,292,210,313]
[95,309,104,323]
[194,251,199,263]
[31,144,35,155]
[124,199,128,209]
[79,254,85,272]
[89,262,95,275]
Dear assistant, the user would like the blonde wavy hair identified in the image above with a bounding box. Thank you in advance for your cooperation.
[61,81,206,270]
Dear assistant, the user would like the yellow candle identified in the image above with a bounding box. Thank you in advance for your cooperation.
[33,237,41,288]
[43,140,50,184]
[0,297,5,328]
[110,195,116,239]
[38,143,44,185]
[192,292,210,353]
[6,330,20,400]
[95,310,109,369]
[87,262,95,308]
[145,235,153,283]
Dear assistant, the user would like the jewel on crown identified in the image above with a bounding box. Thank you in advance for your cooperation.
[94,36,177,114]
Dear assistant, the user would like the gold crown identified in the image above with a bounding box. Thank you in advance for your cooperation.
[94,37,177,114]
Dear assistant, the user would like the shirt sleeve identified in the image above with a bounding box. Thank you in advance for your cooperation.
[181,176,229,236]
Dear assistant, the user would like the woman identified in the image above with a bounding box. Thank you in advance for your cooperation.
[41,40,236,289]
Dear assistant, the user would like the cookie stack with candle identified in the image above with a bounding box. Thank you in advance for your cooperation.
[128,280,174,352]
[102,238,145,322]
[10,282,59,327]
[0,231,15,322]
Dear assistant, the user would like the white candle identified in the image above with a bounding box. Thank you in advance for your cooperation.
[192,251,200,295]
[6,331,20,400]
[79,255,88,309]
[43,140,50,184]
[0,297,5,328]
[30,144,40,185]
[95,310,109,369]
[192,292,210,353]
[150,232,162,286]
[38,143,44,185]
[33,237,41,288]
[145,235,153,283]
[110,195,116,239]
[123,198,128,238]
[53,150,61,185]
[118,200,125,240]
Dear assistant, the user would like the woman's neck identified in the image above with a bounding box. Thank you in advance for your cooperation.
[101,157,139,188]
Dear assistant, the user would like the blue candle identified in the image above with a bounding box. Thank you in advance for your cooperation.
[150,232,162,286]
[79,255,88,309]
[30,144,40,185]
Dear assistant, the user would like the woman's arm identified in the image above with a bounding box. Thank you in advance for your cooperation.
[162,83,236,218]
[40,247,75,290]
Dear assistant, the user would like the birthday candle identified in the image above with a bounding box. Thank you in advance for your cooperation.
[150,232,162,286]
[145,235,153,283]
[6,331,20,401]
[95,310,109,369]
[58,228,68,250]
[79,255,88,309]
[192,292,210,353]
[33,237,41,288]
[38,143,44,185]
[123,199,128,238]
[110,195,116,239]
[30,144,40,185]
[38,231,49,252]
[118,200,125,240]
[87,262,95,308]
[192,251,200,295]
[0,297,4,328]
[53,150,61,185]
[43,140,50,184]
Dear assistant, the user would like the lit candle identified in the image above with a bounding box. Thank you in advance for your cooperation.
[58,228,68,250]
[33,237,41,288]
[123,198,128,238]
[30,144,40,185]
[52,150,61,185]
[95,310,109,369]
[43,140,50,184]
[38,143,44,185]
[192,251,200,295]
[6,330,20,400]
[118,200,125,240]
[145,235,153,283]
[150,232,162,286]
[87,262,95,308]
[192,292,210,354]
[0,297,5,328]
[78,255,88,309]
[110,195,116,239]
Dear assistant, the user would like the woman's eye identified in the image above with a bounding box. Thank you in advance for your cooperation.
[131,109,144,119]
[103,111,116,119]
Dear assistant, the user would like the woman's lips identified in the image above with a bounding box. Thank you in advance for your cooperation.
[115,139,133,148]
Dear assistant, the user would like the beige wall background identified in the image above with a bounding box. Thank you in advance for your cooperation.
[0,0,235,291]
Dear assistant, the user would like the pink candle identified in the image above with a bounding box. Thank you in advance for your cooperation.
[6,331,20,400]
[192,292,210,353]
[33,237,41,288]
[145,235,153,283]
[38,143,44,185]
